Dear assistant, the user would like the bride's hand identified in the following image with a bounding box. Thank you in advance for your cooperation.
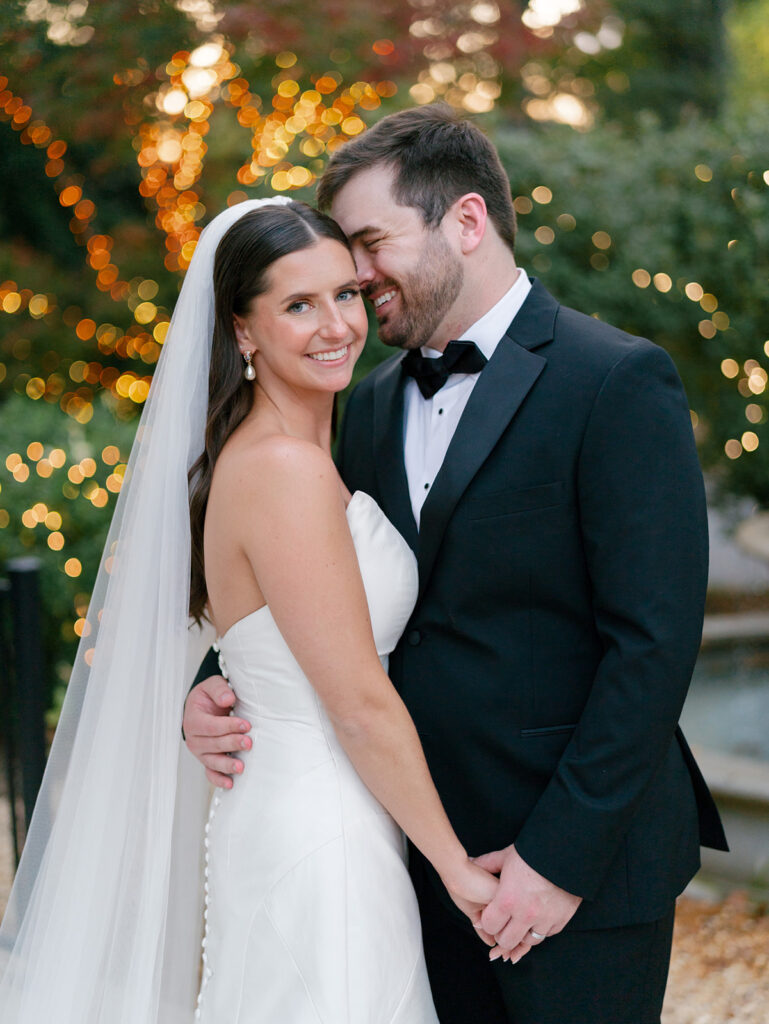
[441,858,499,946]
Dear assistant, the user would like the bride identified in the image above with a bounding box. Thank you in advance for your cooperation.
[0,197,497,1022]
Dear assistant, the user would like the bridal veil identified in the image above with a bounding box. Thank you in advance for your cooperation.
[0,196,292,1021]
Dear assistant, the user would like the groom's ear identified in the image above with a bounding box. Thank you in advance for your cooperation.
[451,192,487,255]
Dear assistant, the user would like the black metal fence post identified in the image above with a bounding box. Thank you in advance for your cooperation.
[0,575,22,867]
[6,557,48,841]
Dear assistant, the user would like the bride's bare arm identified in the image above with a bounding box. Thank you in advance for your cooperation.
[231,436,497,920]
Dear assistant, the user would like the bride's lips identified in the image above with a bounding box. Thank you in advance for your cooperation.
[305,344,351,366]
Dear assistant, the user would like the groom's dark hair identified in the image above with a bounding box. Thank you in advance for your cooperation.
[317,103,516,254]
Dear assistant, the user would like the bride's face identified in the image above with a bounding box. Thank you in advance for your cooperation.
[233,238,367,395]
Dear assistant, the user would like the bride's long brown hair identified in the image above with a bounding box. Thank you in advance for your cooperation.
[188,201,352,624]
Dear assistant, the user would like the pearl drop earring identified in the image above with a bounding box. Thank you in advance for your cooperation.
[243,351,255,381]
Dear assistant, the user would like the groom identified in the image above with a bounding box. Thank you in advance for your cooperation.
[184,104,726,1022]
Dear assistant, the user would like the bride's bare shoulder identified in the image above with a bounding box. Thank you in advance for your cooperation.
[214,433,340,510]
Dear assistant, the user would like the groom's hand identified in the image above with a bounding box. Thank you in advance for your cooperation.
[474,844,582,963]
[183,677,252,788]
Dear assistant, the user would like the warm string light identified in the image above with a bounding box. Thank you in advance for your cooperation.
[2,442,126,625]
[135,43,233,272]
[512,169,767,465]
[0,77,165,419]
[134,40,400,272]
[5,36,767,606]
[1,46,402,597]
[0,78,131,300]
[513,184,574,276]
[0,83,138,597]
[519,2,624,129]
[408,1,502,112]
[228,73,389,191]
[629,162,766,462]
[1,47,404,601]
[0,274,156,420]
[633,259,761,459]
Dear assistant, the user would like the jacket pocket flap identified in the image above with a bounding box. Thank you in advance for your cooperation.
[520,723,577,737]
[469,481,564,520]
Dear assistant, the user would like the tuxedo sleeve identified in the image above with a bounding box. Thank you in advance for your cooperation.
[334,393,352,477]
[514,342,708,900]
[191,645,221,689]
[334,381,365,479]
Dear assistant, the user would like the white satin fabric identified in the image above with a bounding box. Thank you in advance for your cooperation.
[196,491,439,1024]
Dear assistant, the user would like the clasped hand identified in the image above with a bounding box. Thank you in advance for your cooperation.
[470,843,582,963]
[182,680,581,964]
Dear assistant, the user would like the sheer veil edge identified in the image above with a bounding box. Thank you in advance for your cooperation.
[0,197,292,1022]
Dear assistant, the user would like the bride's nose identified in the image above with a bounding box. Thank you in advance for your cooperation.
[318,303,348,340]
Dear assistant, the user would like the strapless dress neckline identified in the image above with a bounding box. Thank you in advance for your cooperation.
[215,490,385,646]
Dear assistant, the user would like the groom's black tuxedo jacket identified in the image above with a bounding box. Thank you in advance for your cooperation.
[336,279,727,931]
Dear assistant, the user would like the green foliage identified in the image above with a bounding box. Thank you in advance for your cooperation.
[0,392,137,702]
[2,0,769,718]
[726,0,769,117]
[516,0,730,132]
[599,0,727,124]
[493,113,769,502]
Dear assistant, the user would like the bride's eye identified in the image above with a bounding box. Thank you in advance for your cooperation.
[287,299,310,313]
[337,288,360,302]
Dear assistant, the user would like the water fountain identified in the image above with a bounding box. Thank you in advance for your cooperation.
[682,510,769,896]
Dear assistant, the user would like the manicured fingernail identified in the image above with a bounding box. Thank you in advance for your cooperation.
[489,949,503,961]
[511,957,520,965]
[239,723,249,732]
[241,738,250,749]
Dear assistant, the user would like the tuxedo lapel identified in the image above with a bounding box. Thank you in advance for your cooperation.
[372,354,419,552]
[417,279,557,597]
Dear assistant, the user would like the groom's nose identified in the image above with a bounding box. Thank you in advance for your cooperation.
[352,246,376,286]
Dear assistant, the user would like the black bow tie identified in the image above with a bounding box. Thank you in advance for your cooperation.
[401,340,488,399]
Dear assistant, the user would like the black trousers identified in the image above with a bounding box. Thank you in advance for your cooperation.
[410,858,675,1024]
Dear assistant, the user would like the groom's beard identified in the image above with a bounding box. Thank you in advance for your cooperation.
[371,230,464,351]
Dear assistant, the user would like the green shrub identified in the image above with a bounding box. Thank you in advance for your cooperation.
[1,392,137,705]
[492,114,769,503]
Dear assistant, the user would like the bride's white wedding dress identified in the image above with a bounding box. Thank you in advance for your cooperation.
[195,491,439,1023]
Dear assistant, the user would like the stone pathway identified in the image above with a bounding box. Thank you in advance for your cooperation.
[663,892,769,1024]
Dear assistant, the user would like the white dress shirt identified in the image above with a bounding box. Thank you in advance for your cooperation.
[404,270,532,527]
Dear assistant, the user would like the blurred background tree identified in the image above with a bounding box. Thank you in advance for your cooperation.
[726,0,769,115]
[496,114,769,501]
[1,0,768,714]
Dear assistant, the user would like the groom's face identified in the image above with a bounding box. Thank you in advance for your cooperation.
[330,164,463,351]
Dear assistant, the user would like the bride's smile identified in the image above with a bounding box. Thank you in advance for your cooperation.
[232,237,367,398]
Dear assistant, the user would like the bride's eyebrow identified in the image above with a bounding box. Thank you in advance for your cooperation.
[279,279,360,303]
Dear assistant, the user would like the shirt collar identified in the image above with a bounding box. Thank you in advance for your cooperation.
[420,268,531,361]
